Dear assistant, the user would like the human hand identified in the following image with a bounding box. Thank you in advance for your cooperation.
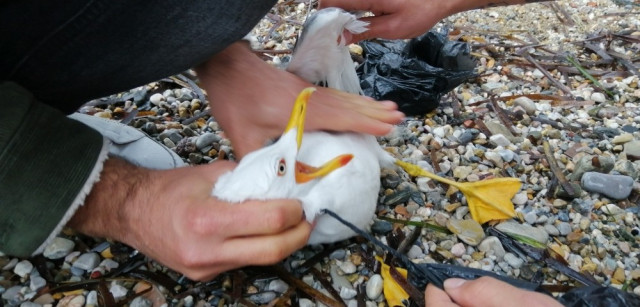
[425,277,562,307]
[195,42,404,158]
[319,0,457,42]
[68,158,311,280]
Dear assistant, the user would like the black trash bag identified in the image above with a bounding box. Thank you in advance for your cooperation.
[322,209,640,307]
[558,285,640,307]
[357,30,477,116]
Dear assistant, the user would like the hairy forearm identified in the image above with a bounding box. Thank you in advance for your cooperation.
[67,158,148,244]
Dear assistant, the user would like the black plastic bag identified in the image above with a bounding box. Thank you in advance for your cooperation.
[558,286,640,307]
[357,31,476,115]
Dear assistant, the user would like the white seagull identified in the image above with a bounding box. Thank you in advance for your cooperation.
[214,8,396,245]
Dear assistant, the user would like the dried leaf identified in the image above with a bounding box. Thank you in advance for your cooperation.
[376,256,409,307]
[396,160,521,224]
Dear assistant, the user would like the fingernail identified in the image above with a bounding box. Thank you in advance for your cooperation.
[444,278,467,289]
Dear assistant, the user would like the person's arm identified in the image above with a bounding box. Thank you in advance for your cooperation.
[67,158,312,281]
[319,0,554,42]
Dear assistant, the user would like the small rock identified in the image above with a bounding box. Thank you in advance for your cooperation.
[29,276,46,292]
[544,224,560,236]
[338,261,357,274]
[366,274,383,300]
[512,191,528,206]
[489,134,511,147]
[600,204,625,216]
[340,287,357,300]
[86,291,98,307]
[407,245,424,259]
[57,294,85,307]
[72,252,100,271]
[299,298,316,307]
[495,220,549,244]
[13,260,33,277]
[371,220,393,235]
[329,249,347,260]
[43,237,75,259]
[503,253,524,269]
[110,283,128,300]
[556,222,572,236]
[196,132,220,150]
[524,211,538,224]
[130,297,153,307]
[514,97,537,115]
[268,279,289,293]
[581,172,634,200]
[612,133,634,144]
[453,166,473,179]
[149,93,164,105]
[447,219,485,246]
[451,243,466,257]
[248,292,277,304]
[478,236,506,260]
[624,140,640,160]
[590,92,607,103]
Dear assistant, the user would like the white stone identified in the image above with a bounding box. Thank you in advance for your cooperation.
[504,253,524,269]
[299,298,316,307]
[365,274,383,300]
[489,134,511,147]
[591,92,607,103]
[512,192,528,206]
[451,243,466,257]
[43,237,75,259]
[109,283,128,300]
[149,93,165,105]
[29,276,46,292]
[339,287,357,300]
[72,252,100,271]
[13,260,33,278]
[338,261,357,274]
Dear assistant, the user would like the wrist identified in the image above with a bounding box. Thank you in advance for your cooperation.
[67,158,150,246]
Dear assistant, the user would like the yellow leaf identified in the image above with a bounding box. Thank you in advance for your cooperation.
[395,160,521,224]
[376,256,409,307]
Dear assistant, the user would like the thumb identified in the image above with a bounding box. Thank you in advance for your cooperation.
[443,277,561,307]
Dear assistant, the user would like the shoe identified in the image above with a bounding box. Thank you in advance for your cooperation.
[68,113,186,170]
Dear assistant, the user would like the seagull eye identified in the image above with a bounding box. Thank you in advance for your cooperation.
[277,158,286,176]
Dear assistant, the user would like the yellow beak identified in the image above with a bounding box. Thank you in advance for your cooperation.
[296,154,354,183]
[284,87,316,150]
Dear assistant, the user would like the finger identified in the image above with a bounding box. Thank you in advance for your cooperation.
[424,284,459,307]
[218,219,312,266]
[207,199,305,237]
[444,277,562,307]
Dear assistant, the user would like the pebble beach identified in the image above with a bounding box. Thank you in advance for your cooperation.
[2,0,640,306]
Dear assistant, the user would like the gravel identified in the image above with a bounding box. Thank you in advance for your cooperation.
[2,0,640,306]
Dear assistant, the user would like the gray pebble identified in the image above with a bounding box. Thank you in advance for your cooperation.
[130,297,152,307]
[329,249,347,260]
[504,253,524,269]
[544,224,560,236]
[299,298,316,307]
[477,236,506,260]
[72,252,100,271]
[495,220,549,244]
[366,274,383,300]
[557,222,572,236]
[371,220,393,235]
[20,302,41,307]
[43,237,75,259]
[2,286,23,304]
[29,276,46,292]
[407,245,424,259]
[248,292,277,304]
[268,279,289,293]
[524,211,538,225]
[13,260,33,278]
[340,287,357,300]
[581,172,634,200]
[196,132,220,150]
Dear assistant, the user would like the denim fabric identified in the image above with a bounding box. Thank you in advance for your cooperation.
[1,0,277,113]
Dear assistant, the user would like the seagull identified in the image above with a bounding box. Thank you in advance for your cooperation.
[212,88,353,203]
[285,8,399,244]
[214,8,395,245]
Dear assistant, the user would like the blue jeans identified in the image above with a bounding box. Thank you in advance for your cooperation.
[1,0,277,113]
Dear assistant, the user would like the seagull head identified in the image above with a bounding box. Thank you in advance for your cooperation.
[212,87,353,202]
